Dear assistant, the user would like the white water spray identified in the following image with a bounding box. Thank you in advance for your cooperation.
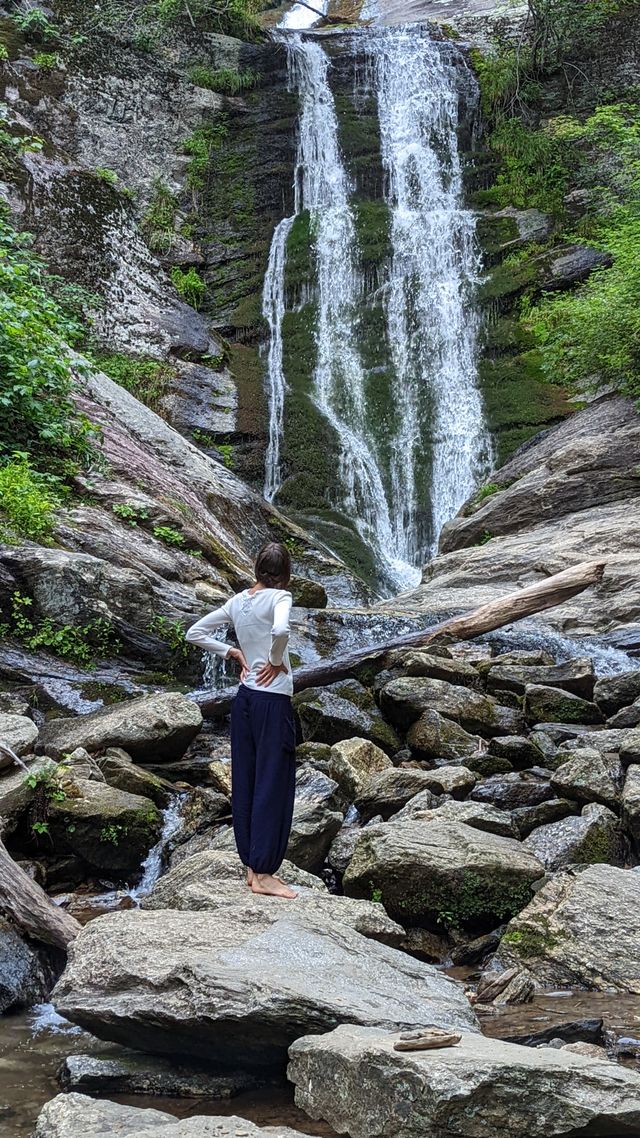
[263,215,295,501]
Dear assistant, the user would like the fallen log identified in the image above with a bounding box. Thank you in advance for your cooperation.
[0,837,81,950]
[196,559,606,717]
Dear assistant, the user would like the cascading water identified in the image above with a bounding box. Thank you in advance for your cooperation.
[369,28,492,558]
[262,22,492,586]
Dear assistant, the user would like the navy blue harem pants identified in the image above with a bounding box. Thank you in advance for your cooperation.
[230,684,296,875]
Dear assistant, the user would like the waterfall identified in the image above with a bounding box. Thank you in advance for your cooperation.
[369,28,492,558]
[262,24,491,584]
[263,216,295,501]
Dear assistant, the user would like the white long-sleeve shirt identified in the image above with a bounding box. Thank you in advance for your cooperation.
[185,587,293,696]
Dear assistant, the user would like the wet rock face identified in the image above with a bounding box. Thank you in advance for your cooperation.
[288,1024,640,1138]
[53,909,478,1068]
[0,919,58,1014]
[343,819,544,929]
[496,864,640,993]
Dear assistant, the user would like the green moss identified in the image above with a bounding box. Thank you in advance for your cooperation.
[93,352,174,412]
[502,926,560,957]
[142,180,177,255]
[395,871,535,932]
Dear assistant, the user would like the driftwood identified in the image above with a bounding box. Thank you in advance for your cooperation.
[0,837,81,950]
[197,559,606,717]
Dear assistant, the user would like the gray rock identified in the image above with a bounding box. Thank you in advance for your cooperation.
[394,650,481,687]
[286,765,345,872]
[561,729,627,754]
[551,748,622,810]
[53,909,478,1068]
[411,764,478,797]
[465,751,513,777]
[524,685,602,727]
[287,1024,640,1138]
[469,771,556,811]
[487,658,595,700]
[39,693,203,762]
[0,757,50,834]
[327,736,392,800]
[392,798,518,838]
[607,699,640,729]
[294,681,400,755]
[497,864,640,992]
[622,764,640,848]
[621,727,640,767]
[141,850,404,946]
[594,670,640,717]
[511,798,577,838]
[34,1093,311,1138]
[343,819,543,928]
[0,918,57,1013]
[355,770,440,821]
[523,804,624,870]
[0,713,38,764]
[59,1050,260,1098]
[406,708,484,761]
[380,677,524,735]
[48,778,162,875]
[487,735,544,770]
[97,749,174,807]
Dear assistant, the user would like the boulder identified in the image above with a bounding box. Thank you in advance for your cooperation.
[465,751,513,777]
[524,685,602,727]
[394,651,481,687]
[551,748,622,810]
[620,727,640,767]
[59,1051,260,1098]
[294,681,400,755]
[34,1094,312,1138]
[288,1024,640,1138]
[406,709,483,762]
[0,713,39,764]
[380,677,523,735]
[48,779,162,875]
[0,918,57,1013]
[327,813,368,875]
[97,749,174,807]
[290,576,327,609]
[608,699,640,729]
[497,864,640,992]
[594,670,640,717]
[355,770,440,821]
[523,804,624,870]
[343,820,544,929]
[487,735,545,770]
[469,771,556,811]
[408,765,478,798]
[392,798,518,838]
[53,909,478,1068]
[286,766,345,872]
[38,693,203,762]
[0,757,50,833]
[622,764,640,848]
[511,798,578,838]
[486,659,595,700]
[141,850,403,947]
[327,737,392,800]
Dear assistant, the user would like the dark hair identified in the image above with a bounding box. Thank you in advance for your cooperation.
[255,542,291,589]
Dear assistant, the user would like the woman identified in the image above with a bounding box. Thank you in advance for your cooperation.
[185,542,297,899]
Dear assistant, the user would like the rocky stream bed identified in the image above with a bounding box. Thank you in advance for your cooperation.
[2,640,640,1137]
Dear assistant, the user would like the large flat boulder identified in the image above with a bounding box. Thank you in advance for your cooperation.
[53,909,477,1068]
[343,820,544,929]
[496,865,640,993]
[486,659,595,700]
[288,1024,640,1138]
[38,693,203,762]
[380,677,523,735]
[34,1093,312,1138]
[406,708,483,762]
[141,850,404,946]
[524,685,602,726]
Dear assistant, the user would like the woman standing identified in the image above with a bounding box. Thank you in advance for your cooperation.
[185,542,297,899]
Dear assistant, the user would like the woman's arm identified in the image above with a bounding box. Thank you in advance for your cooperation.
[268,592,292,667]
[185,605,232,657]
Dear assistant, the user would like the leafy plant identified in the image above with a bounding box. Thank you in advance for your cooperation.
[0,44,9,62]
[153,524,185,546]
[170,265,206,308]
[0,455,63,541]
[100,823,124,845]
[142,180,178,254]
[14,9,60,44]
[7,591,122,667]
[216,443,235,469]
[93,351,174,411]
[113,502,151,527]
[188,65,257,94]
[95,166,119,185]
[183,123,227,193]
[33,52,60,69]
[31,820,50,836]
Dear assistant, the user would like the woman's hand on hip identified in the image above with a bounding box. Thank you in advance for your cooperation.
[255,660,288,687]
[227,647,249,682]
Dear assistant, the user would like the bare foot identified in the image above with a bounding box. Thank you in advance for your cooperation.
[251,873,297,899]
[246,868,254,887]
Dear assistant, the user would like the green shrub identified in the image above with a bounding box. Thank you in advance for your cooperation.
[0,456,63,541]
[142,180,178,254]
[183,123,227,192]
[14,9,60,44]
[33,52,60,69]
[480,118,572,213]
[94,352,173,411]
[0,208,96,473]
[152,524,185,546]
[7,591,122,666]
[0,44,9,62]
[95,166,119,185]
[112,503,150,526]
[148,0,266,39]
[171,265,206,308]
[188,65,257,94]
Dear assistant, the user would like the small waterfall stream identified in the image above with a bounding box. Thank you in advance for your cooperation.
[262,23,491,587]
